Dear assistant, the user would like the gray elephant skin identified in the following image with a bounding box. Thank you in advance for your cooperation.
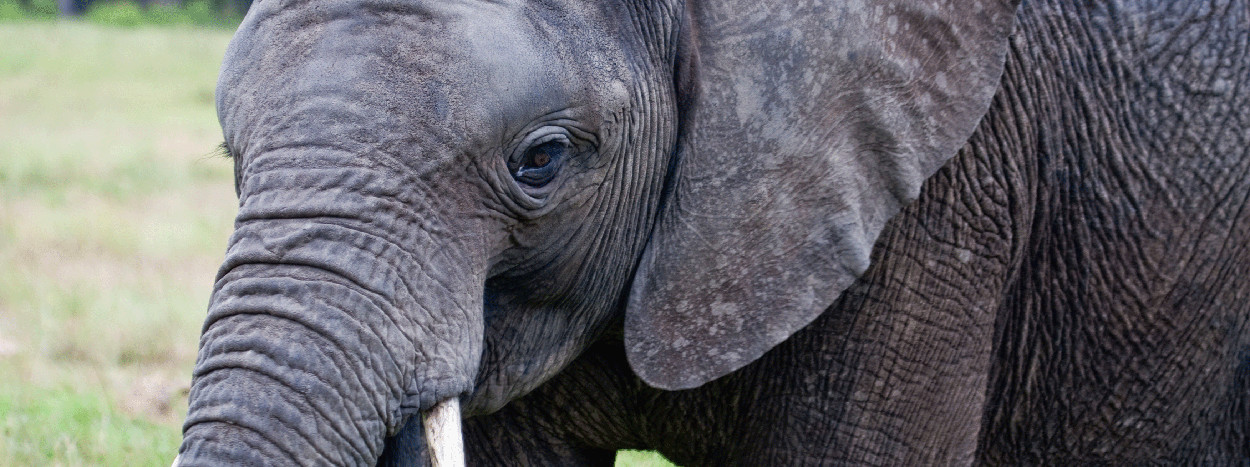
[178,0,1250,464]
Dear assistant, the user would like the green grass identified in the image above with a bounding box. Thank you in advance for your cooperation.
[0,20,676,467]
[618,450,677,466]
[0,20,236,466]
[0,0,245,28]
[0,384,182,465]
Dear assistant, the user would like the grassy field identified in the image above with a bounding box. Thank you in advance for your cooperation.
[0,19,236,465]
[0,18,671,467]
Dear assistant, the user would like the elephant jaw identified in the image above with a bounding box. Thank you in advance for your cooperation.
[423,398,465,467]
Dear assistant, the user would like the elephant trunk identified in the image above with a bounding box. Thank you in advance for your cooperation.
[179,150,483,465]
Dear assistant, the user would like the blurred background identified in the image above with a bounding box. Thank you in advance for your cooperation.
[0,2,672,465]
[1,1,241,464]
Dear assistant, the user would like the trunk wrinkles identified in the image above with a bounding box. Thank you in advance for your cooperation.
[181,153,485,465]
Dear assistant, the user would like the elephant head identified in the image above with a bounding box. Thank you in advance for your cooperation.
[179,0,1018,463]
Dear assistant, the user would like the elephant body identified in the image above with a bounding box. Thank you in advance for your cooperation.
[180,0,1250,464]
[449,2,1250,464]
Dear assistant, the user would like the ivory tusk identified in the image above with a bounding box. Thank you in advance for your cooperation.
[422,398,465,467]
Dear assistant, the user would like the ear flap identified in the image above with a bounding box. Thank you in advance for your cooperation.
[626,0,1021,389]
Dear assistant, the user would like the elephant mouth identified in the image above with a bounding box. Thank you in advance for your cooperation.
[423,398,465,467]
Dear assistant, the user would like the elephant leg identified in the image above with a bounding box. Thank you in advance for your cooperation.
[374,407,616,466]
[462,404,617,466]
[460,340,651,466]
[377,416,427,467]
[373,343,668,466]
[375,342,637,466]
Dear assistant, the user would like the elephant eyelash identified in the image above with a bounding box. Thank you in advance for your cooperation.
[216,141,234,159]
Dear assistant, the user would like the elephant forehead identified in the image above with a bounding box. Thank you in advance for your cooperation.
[218,0,625,161]
[456,5,568,121]
[392,1,631,131]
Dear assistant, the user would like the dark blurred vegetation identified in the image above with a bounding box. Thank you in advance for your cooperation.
[0,0,246,28]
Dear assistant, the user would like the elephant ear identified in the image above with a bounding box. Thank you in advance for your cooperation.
[625,0,1021,389]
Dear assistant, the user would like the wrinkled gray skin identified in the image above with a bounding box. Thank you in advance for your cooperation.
[179,0,1250,464]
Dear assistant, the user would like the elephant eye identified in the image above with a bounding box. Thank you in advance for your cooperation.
[512,141,567,187]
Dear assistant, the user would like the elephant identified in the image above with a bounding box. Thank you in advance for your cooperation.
[177,0,1250,463]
